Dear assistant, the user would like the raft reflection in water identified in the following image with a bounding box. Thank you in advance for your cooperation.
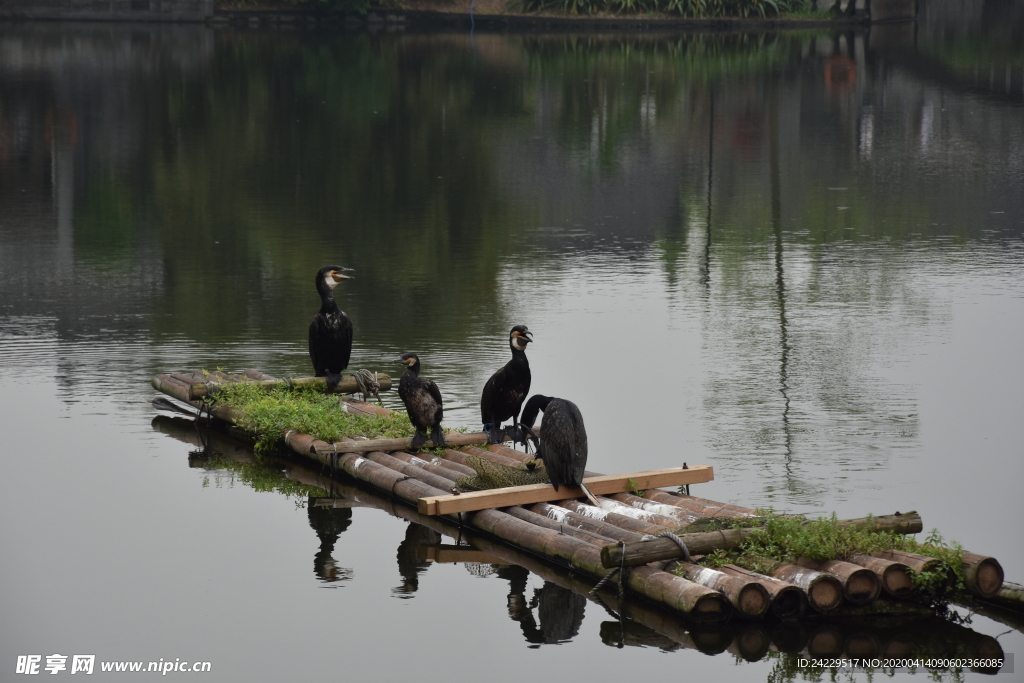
[155,414,1008,669]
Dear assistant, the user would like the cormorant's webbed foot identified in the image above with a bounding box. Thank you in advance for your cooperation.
[325,372,342,392]
[484,423,502,445]
[411,431,428,449]
[429,426,446,448]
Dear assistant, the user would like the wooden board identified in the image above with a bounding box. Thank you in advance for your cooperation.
[418,465,714,515]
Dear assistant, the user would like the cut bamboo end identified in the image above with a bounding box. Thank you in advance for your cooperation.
[675,562,770,618]
[719,565,806,619]
[962,552,1004,599]
[797,558,882,605]
[846,553,913,598]
[770,564,844,614]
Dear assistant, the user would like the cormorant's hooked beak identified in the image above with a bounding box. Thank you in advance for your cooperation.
[331,268,354,283]
[391,357,407,365]
[514,330,534,344]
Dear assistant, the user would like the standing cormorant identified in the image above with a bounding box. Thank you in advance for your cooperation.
[394,353,446,449]
[309,265,354,390]
[480,325,533,445]
[520,394,599,506]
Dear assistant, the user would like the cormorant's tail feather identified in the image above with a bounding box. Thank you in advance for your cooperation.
[325,372,342,392]
[580,483,601,507]
[430,426,446,448]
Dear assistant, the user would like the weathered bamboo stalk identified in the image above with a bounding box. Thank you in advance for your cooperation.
[502,505,618,545]
[846,553,913,598]
[642,489,756,518]
[835,511,923,534]
[979,580,1024,613]
[718,565,806,619]
[607,492,705,526]
[603,528,757,568]
[796,558,881,605]
[604,512,924,568]
[242,369,275,381]
[531,503,647,543]
[558,499,671,537]
[186,373,393,400]
[316,432,489,455]
[672,562,771,618]
[364,451,460,493]
[961,551,1004,599]
[591,497,686,529]
[770,563,844,613]
[387,451,478,479]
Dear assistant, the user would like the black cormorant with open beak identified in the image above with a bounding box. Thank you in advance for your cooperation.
[480,325,533,445]
[309,265,354,391]
[520,394,599,506]
[393,353,446,449]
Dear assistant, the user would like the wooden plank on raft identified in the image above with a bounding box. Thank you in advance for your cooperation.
[417,465,714,515]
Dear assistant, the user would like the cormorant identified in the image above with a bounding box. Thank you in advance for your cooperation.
[393,352,446,449]
[480,325,533,445]
[520,394,599,506]
[309,265,354,390]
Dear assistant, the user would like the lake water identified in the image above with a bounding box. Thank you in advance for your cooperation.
[1,6,1023,682]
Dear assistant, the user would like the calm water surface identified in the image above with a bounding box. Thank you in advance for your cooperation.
[2,7,1023,682]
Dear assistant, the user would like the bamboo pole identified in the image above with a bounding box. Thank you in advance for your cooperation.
[388,451,478,479]
[642,489,756,518]
[461,445,526,468]
[979,580,1024,614]
[502,505,618,546]
[603,528,757,568]
[770,564,844,613]
[589,497,687,529]
[846,553,913,598]
[315,432,489,455]
[672,562,771,618]
[796,558,881,605]
[558,499,672,537]
[607,492,705,526]
[604,512,924,568]
[186,373,393,400]
[961,551,1004,599]
[530,503,646,543]
[718,565,806,619]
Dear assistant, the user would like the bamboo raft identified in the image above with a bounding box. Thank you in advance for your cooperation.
[151,368,1018,627]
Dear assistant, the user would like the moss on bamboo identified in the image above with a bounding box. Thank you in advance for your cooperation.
[687,510,968,598]
[205,382,417,453]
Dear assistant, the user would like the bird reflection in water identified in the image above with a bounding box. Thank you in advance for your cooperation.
[306,502,354,584]
[393,523,442,597]
[495,565,586,647]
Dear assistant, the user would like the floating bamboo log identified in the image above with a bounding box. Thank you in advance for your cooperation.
[846,553,913,598]
[530,502,646,543]
[673,562,771,618]
[961,551,1004,599]
[603,528,757,568]
[603,511,923,568]
[185,373,393,400]
[314,432,490,454]
[796,558,881,605]
[769,564,844,614]
[718,565,806,619]
[557,499,671,537]
[418,465,714,515]
[979,580,1024,613]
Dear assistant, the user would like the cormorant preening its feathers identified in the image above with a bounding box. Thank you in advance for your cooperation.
[309,265,354,390]
[394,353,446,449]
[480,325,533,445]
[520,394,599,506]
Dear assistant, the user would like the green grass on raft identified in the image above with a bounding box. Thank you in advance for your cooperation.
[206,382,418,453]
